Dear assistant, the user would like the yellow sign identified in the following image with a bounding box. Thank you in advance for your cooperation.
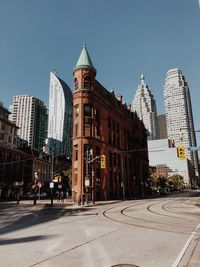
[177,146,186,160]
[100,155,106,168]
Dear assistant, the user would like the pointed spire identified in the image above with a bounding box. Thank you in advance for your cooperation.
[74,44,96,73]
[140,73,145,85]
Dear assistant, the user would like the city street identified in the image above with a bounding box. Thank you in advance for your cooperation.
[1,191,200,267]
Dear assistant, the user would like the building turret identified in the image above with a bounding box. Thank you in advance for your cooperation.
[73,44,96,91]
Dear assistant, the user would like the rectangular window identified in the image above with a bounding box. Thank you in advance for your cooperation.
[84,124,91,136]
[95,126,100,138]
[108,117,111,128]
[95,108,100,123]
[84,104,92,117]
[75,124,78,137]
[74,145,78,161]
[74,105,79,117]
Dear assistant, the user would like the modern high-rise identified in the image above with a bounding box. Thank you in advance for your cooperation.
[133,74,158,140]
[47,71,72,158]
[12,95,48,150]
[164,68,199,182]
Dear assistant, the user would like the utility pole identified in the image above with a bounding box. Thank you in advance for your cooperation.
[121,151,125,200]
[85,148,89,204]
[50,152,54,206]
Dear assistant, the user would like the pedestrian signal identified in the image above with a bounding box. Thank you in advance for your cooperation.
[100,155,106,169]
[177,146,186,160]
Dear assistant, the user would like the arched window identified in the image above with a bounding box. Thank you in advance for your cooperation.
[84,76,92,89]
[74,78,79,90]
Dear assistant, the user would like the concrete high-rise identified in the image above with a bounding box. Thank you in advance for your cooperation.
[133,74,158,140]
[12,95,48,150]
[47,71,72,158]
[164,68,199,183]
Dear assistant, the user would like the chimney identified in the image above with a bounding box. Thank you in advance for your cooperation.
[127,104,132,110]
[118,95,123,102]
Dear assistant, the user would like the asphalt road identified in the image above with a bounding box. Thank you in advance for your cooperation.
[0,191,200,267]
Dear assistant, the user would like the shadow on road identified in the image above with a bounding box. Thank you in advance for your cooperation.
[0,203,91,239]
[0,235,48,246]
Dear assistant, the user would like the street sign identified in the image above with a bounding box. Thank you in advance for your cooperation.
[85,179,90,187]
[188,146,200,152]
[50,182,54,188]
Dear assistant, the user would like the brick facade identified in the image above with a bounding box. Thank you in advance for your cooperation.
[72,51,149,201]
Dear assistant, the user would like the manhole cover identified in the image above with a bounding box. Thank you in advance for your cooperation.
[111,265,139,267]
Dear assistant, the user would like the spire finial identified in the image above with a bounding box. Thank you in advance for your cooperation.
[140,73,145,84]
[83,40,86,48]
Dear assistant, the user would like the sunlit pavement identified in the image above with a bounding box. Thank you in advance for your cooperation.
[1,191,200,267]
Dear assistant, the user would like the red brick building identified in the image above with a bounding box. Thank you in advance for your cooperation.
[72,45,149,201]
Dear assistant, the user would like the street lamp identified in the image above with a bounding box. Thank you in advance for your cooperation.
[50,152,54,206]
[120,151,126,200]
[33,171,38,205]
[43,144,54,207]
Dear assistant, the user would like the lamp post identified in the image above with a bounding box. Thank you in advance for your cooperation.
[84,147,99,205]
[33,171,38,205]
[121,151,126,201]
[50,152,54,206]
[85,148,90,205]
[42,144,54,206]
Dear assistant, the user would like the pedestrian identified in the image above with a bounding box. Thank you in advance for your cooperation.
[60,191,64,203]
[78,195,81,206]
[16,192,20,204]
[56,191,60,202]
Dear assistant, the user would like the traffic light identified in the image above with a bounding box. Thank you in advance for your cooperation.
[177,146,186,160]
[100,155,106,169]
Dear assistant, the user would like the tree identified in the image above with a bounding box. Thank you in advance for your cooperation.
[150,173,167,192]
[168,174,184,190]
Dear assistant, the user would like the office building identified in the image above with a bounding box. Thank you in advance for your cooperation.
[12,95,48,150]
[133,74,158,140]
[164,68,199,183]
[157,114,168,139]
[72,45,149,201]
[47,71,72,157]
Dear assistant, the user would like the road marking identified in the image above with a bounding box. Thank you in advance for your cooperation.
[171,223,200,267]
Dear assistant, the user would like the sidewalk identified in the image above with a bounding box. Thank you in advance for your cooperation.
[18,198,76,208]
[178,237,200,266]
[17,198,124,210]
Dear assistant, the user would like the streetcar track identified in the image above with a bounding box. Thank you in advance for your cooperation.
[162,200,200,218]
[99,198,200,236]
[146,198,197,220]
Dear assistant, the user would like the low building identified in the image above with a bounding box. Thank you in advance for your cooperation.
[0,101,51,199]
[72,45,149,201]
[148,139,192,186]
[0,101,18,148]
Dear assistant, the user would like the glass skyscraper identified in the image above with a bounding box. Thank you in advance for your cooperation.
[47,71,72,158]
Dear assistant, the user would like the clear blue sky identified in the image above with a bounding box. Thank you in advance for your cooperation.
[0,0,200,139]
